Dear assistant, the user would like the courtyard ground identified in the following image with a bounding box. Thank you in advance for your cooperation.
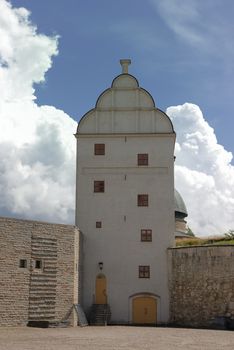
[0,326,233,350]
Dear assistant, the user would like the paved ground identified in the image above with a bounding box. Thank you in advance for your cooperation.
[0,326,234,350]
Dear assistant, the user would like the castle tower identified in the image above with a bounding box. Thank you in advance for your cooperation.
[75,60,175,324]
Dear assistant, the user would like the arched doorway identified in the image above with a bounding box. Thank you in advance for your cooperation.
[132,296,157,324]
[95,274,107,304]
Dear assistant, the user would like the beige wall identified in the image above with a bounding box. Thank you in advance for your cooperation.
[0,217,79,327]
[168,246,234,328]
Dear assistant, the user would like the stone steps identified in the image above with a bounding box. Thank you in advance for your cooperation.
[89,304,111,325]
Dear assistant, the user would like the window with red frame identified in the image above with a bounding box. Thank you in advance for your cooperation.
[141,229,152,242]
[94,144,105,155]
[137,194,148,206]
[139,265,150,278]
[138,153,148,166]
[94,181,105,193]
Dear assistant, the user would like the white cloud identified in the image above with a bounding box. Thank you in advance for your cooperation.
[167,103,234,236]
[0,0,76,224]
[151,0,203,46]
[150,0,234,59]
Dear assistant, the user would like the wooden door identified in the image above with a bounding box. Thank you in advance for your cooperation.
[95,274,107,304]
[132,296,157,324]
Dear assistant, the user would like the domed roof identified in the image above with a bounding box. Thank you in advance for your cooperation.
[174,189,188,217]
[76,59,174,135]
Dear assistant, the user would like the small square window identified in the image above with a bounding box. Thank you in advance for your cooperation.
[35,260,42,269]
[94,144,105,155]
[96,221,102,228]
[138,194,148,206]
[141,229,152,242]
[139,265,150,278]
[94,181,105,193]
[138,154,148,166]
[19,259,27,268]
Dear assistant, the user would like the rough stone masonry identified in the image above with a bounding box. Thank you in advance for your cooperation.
[168,245,234,328]
[0,217,79,327]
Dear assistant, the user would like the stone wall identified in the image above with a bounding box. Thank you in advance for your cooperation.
[168,245,234,328]
[0,217,79,327]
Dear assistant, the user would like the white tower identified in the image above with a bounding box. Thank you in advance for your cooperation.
[75,60,175,324]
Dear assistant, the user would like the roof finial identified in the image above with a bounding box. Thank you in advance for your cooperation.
[120,59,131,74]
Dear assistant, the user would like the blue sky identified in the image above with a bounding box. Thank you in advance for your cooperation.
[11,0,234,156]
[1,0,234,235]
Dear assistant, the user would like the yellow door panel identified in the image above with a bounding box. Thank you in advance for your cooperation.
[132,297,157,324]
[95,275,107,304]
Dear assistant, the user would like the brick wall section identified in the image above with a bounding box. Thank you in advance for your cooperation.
[168,245,234,328]
[0,217,79,327]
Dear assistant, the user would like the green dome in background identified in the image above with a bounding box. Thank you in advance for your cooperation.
[174,189,188,218]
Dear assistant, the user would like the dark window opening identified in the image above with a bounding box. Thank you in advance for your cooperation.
[96,221,102,228]
[138,194,149,206]
[94,181,105,193]
[139,265,150,278]
[94,144,105,155]
[19,259,27,268]
[141,229,152,242]
[138,153,148,166]
[35,260,42,269]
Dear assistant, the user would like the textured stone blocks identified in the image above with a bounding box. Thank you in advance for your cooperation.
[0,217,79,327]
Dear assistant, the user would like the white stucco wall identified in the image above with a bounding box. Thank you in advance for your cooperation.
[76,67,175,324]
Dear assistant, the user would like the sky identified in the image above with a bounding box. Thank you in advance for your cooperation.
[1,0,234,236]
